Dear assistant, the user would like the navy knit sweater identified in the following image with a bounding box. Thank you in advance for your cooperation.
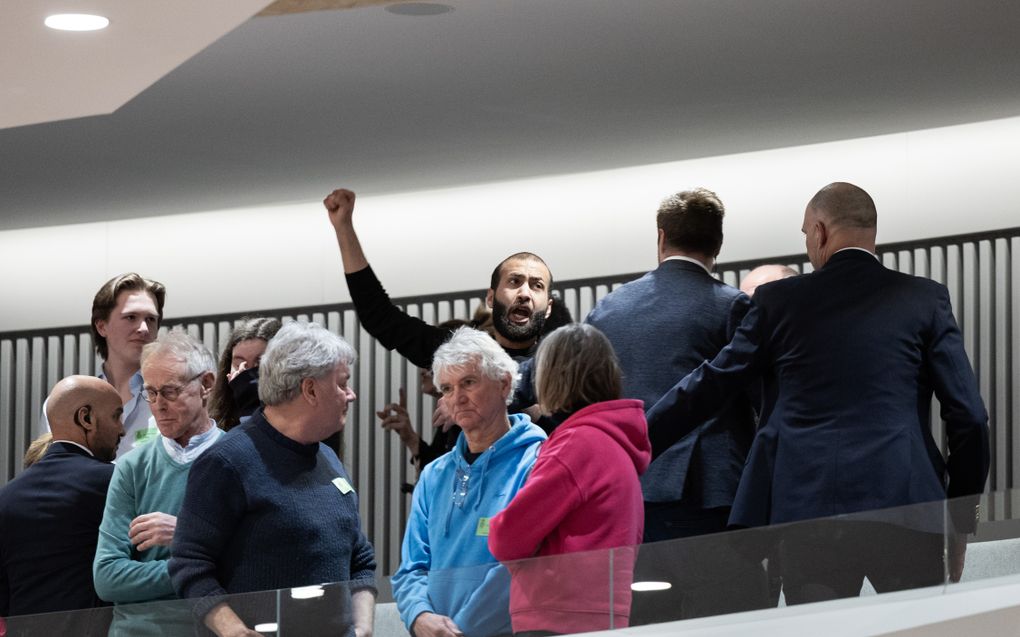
[169,410,376,621]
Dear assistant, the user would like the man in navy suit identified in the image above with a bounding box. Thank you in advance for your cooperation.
[647,182,989,604]
[587,187,766,619]
[0,376,125,631]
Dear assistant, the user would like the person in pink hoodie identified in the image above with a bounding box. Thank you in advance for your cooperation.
[488,323,651,636]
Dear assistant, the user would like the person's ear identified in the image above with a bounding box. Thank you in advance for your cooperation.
[815,219,829,250]
[301,377,318,404]
[75,405,95,431]
[200,371,215,393]
[544,297,553,319]
[200,372,215,401]
[94,319,108,338]
[500,374,511,401]
[485,288,494,310]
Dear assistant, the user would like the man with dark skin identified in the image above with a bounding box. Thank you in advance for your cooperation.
[1,376,124,624]
[47,376,126,462]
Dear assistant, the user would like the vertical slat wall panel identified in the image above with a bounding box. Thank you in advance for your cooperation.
[14,339,32,473]
[994,239,1013,518]
[1011,238,1020,518]
[2,226,1019,562]
[29,337,46,453]
[1,340,14,477]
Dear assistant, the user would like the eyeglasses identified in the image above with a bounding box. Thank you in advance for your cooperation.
[142,372,204,403]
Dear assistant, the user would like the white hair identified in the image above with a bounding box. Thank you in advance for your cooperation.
[258,322,357,406]
[431,327,519,403]
[140,329,215,378]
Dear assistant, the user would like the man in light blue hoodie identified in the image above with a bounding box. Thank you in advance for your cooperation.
[393,327,547,637]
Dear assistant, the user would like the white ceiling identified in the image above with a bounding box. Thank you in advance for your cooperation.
[3,0,1020,231]
[1,0,271,129]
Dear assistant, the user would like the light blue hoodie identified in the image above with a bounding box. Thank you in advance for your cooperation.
[393,413,546,637]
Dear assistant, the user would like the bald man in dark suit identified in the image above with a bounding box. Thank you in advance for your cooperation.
[0,376,125,633]
[647,182,989,604]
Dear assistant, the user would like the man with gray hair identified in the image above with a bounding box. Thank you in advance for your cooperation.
[170,321,376,637]
[392,327,546,637]
[94,331,222,634]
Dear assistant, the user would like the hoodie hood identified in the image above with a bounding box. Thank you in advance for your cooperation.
[446,413,547,527]
[452,412,548,466]
[554,399,650,475]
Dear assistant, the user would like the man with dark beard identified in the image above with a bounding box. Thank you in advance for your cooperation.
[323,187,553,395]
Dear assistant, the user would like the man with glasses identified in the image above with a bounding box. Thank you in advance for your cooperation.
[93,331,222,634]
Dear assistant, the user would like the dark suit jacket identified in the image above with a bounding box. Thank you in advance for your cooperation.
[646,249,990,529]
[587,258,756,508]
[0,442,115,617]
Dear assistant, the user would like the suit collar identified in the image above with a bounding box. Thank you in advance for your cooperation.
[822,247,881,270]
[47,440,96,458]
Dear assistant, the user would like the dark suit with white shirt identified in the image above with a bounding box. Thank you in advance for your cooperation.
[647,249,990,602]
[0,442,114,634]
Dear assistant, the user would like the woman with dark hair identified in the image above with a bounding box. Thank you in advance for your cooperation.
[208,316,281,431]
[488,323,650,636]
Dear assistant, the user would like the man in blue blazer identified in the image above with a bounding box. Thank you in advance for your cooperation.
[647,182,989,604]
[587,187,766,619]
[0,376,125,632]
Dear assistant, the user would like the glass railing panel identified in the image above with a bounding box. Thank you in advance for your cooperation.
[496,545,627,634]
[1,581,370,637]
[5,493,1017,636]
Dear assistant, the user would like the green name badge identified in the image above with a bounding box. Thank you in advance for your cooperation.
[332,477,354,495]
[134,427,158,446]
[476,517,491,536]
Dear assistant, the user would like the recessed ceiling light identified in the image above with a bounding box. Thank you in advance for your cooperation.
[44,14,110,31]
[385,3,454,16]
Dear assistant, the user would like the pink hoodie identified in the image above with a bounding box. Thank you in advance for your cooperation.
[489,399,651,634]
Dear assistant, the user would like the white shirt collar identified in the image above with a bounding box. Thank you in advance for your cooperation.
[663,255,713,275]
[160,422,222,464]
[834,246,880,261]
[50,439,95,457]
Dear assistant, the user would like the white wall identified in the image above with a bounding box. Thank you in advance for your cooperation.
[3,115,1019,332]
